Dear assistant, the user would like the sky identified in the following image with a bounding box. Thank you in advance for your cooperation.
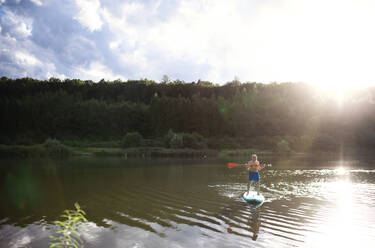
[0,0,375,88]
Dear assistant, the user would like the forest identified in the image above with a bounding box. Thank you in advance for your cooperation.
[1,76,375,154]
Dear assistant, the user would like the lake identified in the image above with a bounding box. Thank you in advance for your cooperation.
[1,157,375,248]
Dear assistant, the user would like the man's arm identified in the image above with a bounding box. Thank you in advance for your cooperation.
[243,162,252,169]
[259,163,272,170]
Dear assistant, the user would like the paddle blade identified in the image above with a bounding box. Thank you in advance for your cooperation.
[227,162,241,168]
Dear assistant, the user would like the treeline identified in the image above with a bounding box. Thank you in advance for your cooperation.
[1,76,375,152]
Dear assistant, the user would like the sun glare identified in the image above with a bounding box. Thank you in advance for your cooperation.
[336,167,346,176]
[336,90,344,108]
[307,170,374,247]
[306,179,356,248]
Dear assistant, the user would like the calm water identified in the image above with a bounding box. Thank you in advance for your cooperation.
[1,157,375,248]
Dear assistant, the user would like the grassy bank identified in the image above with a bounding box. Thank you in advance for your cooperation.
[1,143,362,160]
[0,143,259,158]
[0,139,72,158]
[73,146,219,158]
[1,136,370,159]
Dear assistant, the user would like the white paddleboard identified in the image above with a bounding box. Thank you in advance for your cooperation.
[243,191,265,203]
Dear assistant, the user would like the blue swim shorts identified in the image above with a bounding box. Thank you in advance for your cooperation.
[249,172,260,182]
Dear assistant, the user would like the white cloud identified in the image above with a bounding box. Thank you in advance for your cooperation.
[1,0,375,88]
[11,50,65,78]
[74,0,103,32]
[97,0,375,87]
[74,61,125,81]
[15,22,32,37]
[30,0,43,6]
[0,9,33,38]
[0,30,65,79]
[14,50,41,66]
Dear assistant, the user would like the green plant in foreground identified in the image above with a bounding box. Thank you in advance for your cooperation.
[49,202,87,248]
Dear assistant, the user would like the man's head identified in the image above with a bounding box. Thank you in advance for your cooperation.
[252,154,257,161]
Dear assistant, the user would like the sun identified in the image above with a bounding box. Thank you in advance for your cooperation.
[335,167,346,176]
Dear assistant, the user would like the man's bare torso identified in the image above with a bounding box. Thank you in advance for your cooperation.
[247,160,261,172]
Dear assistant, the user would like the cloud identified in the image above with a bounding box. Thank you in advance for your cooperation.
[0,37,65,79]
[0,0,375,87]
[14,50,41,66]
[73,0,103,32]
[74,61,124,81]
[0,6,64,79]
[30,0,43,6]
[0,8,32,39]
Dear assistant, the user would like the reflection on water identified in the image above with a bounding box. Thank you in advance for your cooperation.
[0,158,375,247]
[305,169,375,248]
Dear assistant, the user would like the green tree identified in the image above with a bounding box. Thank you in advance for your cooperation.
[122,132,143,148]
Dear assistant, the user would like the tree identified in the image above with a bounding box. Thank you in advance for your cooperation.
[161,75,170,84]
[122,132,143,148]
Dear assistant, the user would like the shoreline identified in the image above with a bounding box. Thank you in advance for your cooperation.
[0,144,368,160]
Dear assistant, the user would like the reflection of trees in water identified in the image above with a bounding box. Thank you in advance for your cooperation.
[250,207,261,240]
[223,201,262,241]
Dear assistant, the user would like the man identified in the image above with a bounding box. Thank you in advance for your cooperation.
[245,154,266,195]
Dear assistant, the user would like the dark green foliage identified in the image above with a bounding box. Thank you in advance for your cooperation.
[169,133,183,149]
[207,136,240,149]
[182,132,207,149]
[142,138,164,147]
[275,139,291,153]
[1,77,375,152]
[43,138,72,157]
[62,140,121,148]
[123,147,218,158]
[121,132,143,148]
[312,135,339,151]
[164,129,178,148]
[164,130,207,149]
[0,140,72,158]
[0,144,47,157]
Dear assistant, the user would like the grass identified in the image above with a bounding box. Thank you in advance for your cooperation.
[0,143,72,158]
[0,144,219,158]
[0,144,47,158]
[122,147,218,158]
[0,141,367,159]
[74,147,124,157]
[62,140,121,148]
[219,149,274,158]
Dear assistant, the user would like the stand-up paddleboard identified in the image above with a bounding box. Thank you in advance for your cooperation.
[243,191,264,204]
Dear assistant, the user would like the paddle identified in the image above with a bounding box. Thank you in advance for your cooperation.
[227,162,272,169]
[227,162,245,168]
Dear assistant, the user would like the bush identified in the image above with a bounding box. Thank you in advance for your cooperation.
[291,135,313,152]
[63,140,121,148]
[121,132,143,148]
[312,135,338,151]
[275,139,290,153]
[207,136,241,149]
[164,130,206,149]
[0,144,46,157]
[252,136,278,149]
[164,129,182,148]
[142,138,164,147]
[43,138,72,157]
[164,129,175,148]
[123,147,218,158]
[182,132,207,149]
[170,133,183,149]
